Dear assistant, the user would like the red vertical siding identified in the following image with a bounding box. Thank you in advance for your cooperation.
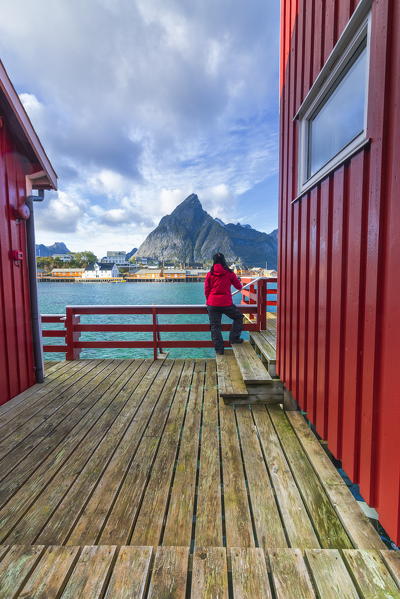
[327,167,346,456]
[0,121,35,404]
[315,177,331,437]
[279,0,400,543]
[372,0,400,541]
[306,187,319,423]
[340,151,365,480]
[297,197,309,409]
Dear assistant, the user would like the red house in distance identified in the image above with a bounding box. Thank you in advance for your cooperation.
[0,61,57,405]
[279,0,400,544]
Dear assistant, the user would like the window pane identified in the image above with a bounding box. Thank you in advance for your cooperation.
[308,44,367,178]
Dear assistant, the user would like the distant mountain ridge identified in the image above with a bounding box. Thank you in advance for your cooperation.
[35,242,71,257]
[136,194,277,268]
[126,247,138,260]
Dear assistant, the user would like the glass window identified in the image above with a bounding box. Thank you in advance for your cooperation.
[308,43,368,178]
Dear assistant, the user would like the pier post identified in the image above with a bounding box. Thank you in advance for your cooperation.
[152,307,159,360]
[66,308,81,360]
[257,278,267,331]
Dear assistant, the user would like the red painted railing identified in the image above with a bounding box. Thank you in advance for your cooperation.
[240,277,278,320]
[41,277,277,360]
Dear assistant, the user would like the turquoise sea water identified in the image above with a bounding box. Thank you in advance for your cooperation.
[39,282,247,360]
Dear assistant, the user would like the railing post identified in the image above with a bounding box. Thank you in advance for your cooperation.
[257,278,267,331]
[152,307,158,360]
[65,308,80,360]
[74,315,81,360]
[156,316,163,356]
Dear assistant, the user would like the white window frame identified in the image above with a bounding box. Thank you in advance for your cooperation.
[295,0,372,197]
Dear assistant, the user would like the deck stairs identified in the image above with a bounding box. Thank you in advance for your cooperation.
[249,330,277,377]
[216,335,283,405]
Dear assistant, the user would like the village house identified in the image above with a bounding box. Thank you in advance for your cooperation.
[50,268,85,278]
[82,262,120,279]
[164,269,186,280]
[51,253,73,262]
[126,268,163,280]
[101,251,130,265]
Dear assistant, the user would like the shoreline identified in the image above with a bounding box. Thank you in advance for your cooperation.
[37,278,206,283]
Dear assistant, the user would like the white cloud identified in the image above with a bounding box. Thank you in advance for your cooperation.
[89,170,131,198]
[0,0,279,253]
[35,191,87,233]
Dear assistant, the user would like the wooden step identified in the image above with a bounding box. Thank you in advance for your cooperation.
[260,329,276,349]
[231,341,272,384]
[216,352,249,399]
[250,332,277,377]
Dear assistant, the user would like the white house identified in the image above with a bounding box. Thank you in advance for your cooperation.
[52,253,73,262]
[101,251,129,265]
[82,263,120,279]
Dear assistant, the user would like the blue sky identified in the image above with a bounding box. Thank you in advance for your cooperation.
[0,0,280,256]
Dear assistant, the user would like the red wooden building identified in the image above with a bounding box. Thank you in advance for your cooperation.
[279,0,400,543]
[0,61,57,405]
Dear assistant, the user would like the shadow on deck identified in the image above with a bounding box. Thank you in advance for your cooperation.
[0,353,398,597]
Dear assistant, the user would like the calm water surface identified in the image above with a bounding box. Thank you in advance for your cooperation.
[39,282,246,359]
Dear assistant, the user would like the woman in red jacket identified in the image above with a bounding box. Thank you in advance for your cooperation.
[204,253,243,355]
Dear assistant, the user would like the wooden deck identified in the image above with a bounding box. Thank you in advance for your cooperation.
[0,355,398,598]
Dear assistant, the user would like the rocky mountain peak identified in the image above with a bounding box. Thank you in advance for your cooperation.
[136,194,277,268]
[174,193,201,209]
[35,241,71,257]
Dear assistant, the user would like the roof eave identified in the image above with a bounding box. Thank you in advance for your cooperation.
[0,61,58,190]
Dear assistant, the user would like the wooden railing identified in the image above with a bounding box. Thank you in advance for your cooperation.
[41,277,277,360]
[240,276,277,316]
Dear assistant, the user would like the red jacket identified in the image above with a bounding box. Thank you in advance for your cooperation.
[204,264,243,306]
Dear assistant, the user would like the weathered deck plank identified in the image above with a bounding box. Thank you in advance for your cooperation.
[104,546,152,599]
[287,410,385,549]
[0,360,115,453]
[163,363,205,546]
[0,361,150,522]
[219,400,254,547]
[381,550,400,586]
[0,360,158,543]
[230,547,272,599]
[66,361,177,546]
[36,361,175,545]
[269,548,316,599]
[0,360,134,484]
[252,406,319,548]
[305,549,359,599]
[147,546,188,599]
[0,360,97,429]
[0,545,44,599]
[342,549,400,598]
[195,360,223,547]
[231,341,272,384]
[17,545,80,598]
[249,331,277,377]
[191,547,229,599]
[268,406,353,549]
[216,352,248,398]
[130,361,194,546]
[1,544,398,598]
[235,406,287,549]
[60,545,116,599]
[0,358,385,558]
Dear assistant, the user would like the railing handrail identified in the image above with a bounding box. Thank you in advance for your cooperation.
[41,277,277,360]
[232,275,266,296]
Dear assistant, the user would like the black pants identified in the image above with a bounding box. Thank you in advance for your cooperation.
[207,305,243,352]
